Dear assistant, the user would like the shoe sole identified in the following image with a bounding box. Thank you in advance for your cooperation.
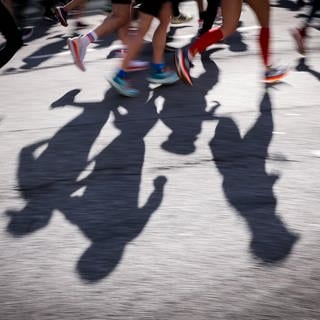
[67,38,85,71]
[55,8,68,27]
[21,27,34,41]
[147,74,179,85]
[107,77,139,97]
[165,45,176,52]
[174,49,193,85]
[263,71,288,84]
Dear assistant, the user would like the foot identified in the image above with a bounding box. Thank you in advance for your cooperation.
[107,75,139,97]
[67,36,87,71]
[147,69,179,85]
[264,65,289,83]
[55,6,68,27]
[174,48,193,85]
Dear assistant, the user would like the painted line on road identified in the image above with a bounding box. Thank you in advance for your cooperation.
[237,25,260,32]
[272,131,287,135]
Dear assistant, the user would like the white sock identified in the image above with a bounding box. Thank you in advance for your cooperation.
[80,31,98,47]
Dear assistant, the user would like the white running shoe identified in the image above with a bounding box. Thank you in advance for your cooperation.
[67,36,87,71]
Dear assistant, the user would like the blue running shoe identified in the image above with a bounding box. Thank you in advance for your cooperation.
[147,70,179,85]
[107,75,139,97]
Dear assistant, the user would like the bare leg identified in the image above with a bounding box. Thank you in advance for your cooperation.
[220,0,243,38]
[93,4,131,38]
[121,12,153,70]
[246,0,270,28]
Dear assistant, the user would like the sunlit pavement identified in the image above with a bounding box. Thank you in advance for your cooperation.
[0,1,320,319]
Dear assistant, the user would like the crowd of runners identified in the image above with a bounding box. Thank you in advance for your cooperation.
[1,0,320,96]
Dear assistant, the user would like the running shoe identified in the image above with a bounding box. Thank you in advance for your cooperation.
[107,75,139,97]
[174,48,193,85]
[20,26,34,41]
[147,70,179,85]
[67,36,86,71]
[127,60,149,72]
[165,44,176,52]
[291,28,305,55]
[171,13,193,24]
[264,65,289,83]
[55,6,68,27]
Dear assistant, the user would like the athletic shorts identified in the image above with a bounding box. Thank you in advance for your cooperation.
[112,0,132,5]
[136,0,170,18]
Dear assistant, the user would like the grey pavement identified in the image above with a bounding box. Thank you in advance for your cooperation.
[0,1,320,319]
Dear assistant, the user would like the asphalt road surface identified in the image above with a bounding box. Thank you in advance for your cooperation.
[0,1,320,319]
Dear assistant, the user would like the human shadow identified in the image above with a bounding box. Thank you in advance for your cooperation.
[156,49,221,155]
[58,93,166,282]
[210,90,299,263]
[296,57,320,81]
[6,87,165,282]
[271,0,303,11]
[20,33,71,69]
[224,21,248,53]
[6,89,114,235]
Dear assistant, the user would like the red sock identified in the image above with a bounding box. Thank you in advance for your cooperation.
[190,27,224,57]
[259,27,270,68]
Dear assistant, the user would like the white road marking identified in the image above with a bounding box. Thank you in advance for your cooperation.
[311,150,320,157]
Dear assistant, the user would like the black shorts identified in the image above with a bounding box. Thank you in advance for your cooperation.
[136,0,169,18]
[112,0,132,4]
